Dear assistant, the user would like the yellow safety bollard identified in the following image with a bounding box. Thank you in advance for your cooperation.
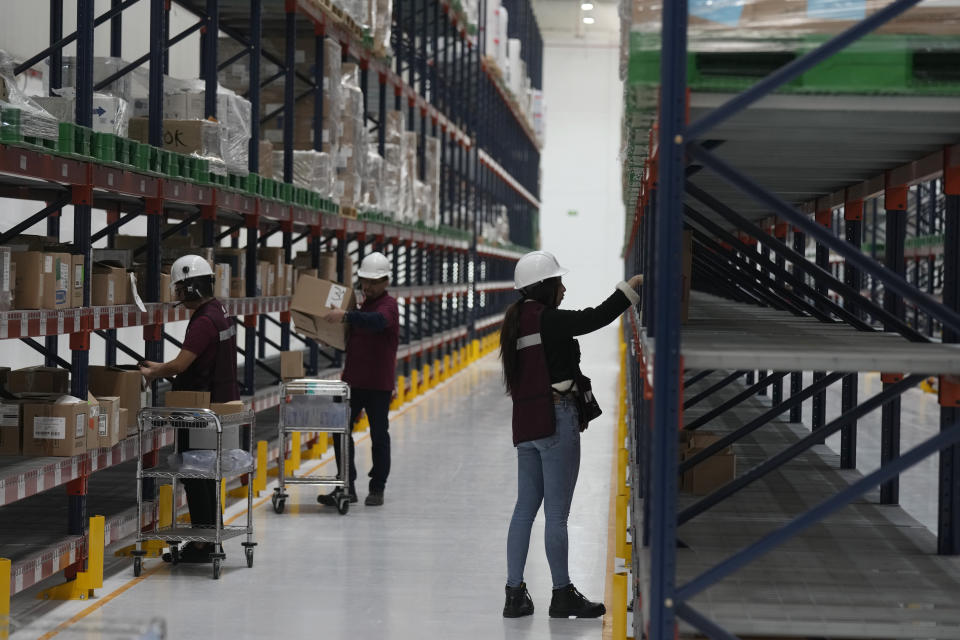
[291,431,302,468]
[616,494,628,560]
[158,484,173,528]
[318,431,328,452]
[443,355,451,381]
[471,339,480,361]
[613,572,627,640]
[391,375,406,410]
[254,440,268,494]
[40,515,104,600]
[1,558,9,640]
[220,479,227,514]
[422,364,431,390]
[410,369,420,398]
[356,412,370,433]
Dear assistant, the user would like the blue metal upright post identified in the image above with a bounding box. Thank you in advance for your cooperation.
[69,0,95,540]
[649,0,687,636]
[248,0,262,174]
[812,210,830,437]
[939,160,960,554]
[46,0,64,369]
[789,227,805,423]
[881,182,908,504]
[841,200,863,469]
[110,0,122,57]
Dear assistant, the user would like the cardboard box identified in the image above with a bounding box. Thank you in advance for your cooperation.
[10,251,69,310]
[0,401,22,455]
[215,248,246,280]
[92,248,134,269]
[0,246,12,311]
[88,366,146,434]
[164,390,211,409]
[211,400,245,415]
[134,265,172,303]
[215,263,231,299]
[119,407,129,436]
[94,396,121,449]
[22,399,89,457]
[71,254,84,308]
[290,275,355,350]
[281,351,304,380]
[7,366,70,395]
[86,393,100,450]
[128,118,221,157]
[92,261,128,306]
[230,277,246,298]
[680,432,736,495]
[284,264,294,296]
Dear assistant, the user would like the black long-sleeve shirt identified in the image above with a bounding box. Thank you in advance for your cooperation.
[539,282,640,384]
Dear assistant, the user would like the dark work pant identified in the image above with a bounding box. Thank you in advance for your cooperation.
[332,388,392,494]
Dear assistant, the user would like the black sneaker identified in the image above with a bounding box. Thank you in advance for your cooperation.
[548,583,605,618]
[364,491,384,506]
[503,582,534,618]
[317,487,357,506]
[177,543,216,564]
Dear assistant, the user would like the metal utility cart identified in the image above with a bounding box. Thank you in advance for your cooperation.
[134,407,257,580]
[272,379,351,515]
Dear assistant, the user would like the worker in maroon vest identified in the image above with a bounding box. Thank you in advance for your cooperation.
[499,250,643,619]
[317,251,399,507]
[140,254,240,563]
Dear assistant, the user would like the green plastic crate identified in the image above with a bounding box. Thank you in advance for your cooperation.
[92,132,117,163]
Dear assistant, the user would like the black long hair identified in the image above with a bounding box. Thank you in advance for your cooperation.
[499,277,562,395]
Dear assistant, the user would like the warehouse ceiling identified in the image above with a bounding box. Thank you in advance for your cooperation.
[532,0,619,38]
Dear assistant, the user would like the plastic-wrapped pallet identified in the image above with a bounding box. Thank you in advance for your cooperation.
[0,51,59,143]
[401,131,419,223]
[59,56,132,102]
[337,64,366,210]
[274,149,333,197]
[374,0,393,58]
[322,38,343,156]
[382,142,402,218]
[423,136,441,227]
[362,145,385,211]
[34,90,130,136]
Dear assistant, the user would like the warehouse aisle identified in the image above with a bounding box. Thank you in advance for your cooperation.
[11,328,622,640]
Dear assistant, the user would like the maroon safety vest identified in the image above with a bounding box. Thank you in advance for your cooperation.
[173,299,240,403]
[511,301,555,445]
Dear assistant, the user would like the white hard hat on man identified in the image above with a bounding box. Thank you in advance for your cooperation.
[358,251,392,280]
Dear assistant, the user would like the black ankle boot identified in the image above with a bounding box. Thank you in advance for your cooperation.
[503,582,534,618]
[548,583,606,618]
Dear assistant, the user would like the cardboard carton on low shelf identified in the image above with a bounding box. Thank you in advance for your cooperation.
[22,397,89,457]
[88,366,147,436]
[92,261,129,306]
[679,431,736,495]
[230,277,246,298]
[280,350,304,380]
[94,396,121,449]
[215,263,231,299]
[128,118,221,157]
[133,265,172,303]
[71,254,84,308]
[0,400,23,455]
[290,275,355,351]
[7,366,70,395]
[10,251,70,310]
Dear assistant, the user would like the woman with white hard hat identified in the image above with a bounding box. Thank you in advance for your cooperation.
[500,250,643,619]
[317,251,399,507]
[140,254,240,563]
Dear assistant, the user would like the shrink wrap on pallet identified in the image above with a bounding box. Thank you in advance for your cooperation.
[362,145,385,210]
[0,50,59,142]
[274,149,334,198]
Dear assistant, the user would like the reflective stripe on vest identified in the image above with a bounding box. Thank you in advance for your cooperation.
[219,324,236,342]
[517,333,541,350]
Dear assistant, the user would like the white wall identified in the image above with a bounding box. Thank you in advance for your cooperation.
[538,39,624,311]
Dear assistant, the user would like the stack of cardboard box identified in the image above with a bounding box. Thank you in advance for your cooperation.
[679,431,736,495]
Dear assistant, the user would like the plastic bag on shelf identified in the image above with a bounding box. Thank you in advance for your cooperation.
[382,142,402,218]
[361,146,384,210]
[172,448,254,474]
[275,149,334,197]
[58,55,132,102]
[0,50,59,142]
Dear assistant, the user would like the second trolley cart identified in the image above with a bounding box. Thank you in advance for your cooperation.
[272,378,352,514]
[134,406,257,579]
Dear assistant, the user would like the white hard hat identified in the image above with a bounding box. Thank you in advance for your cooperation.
[357,251,391,280]
[514,251,569,289]
[170,254,214,284]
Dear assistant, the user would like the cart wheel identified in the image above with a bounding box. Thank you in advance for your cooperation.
[246,546,254,568]
[133,557,142,577]
[273,495,285,514]
[337,497,350,515]
[170,546,180,565]
[212,558,222,580]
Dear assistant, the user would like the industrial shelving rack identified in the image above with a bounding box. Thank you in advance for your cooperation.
[0,0,541,606]
[622,1,960,638]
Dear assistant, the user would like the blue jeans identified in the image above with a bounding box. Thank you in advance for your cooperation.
[506,397,581,589]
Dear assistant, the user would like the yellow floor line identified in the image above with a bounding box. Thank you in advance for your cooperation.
[35,562,168,640]
[39,355,493,636]
[602,415,620,640]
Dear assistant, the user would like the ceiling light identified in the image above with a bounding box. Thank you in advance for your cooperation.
[581,2,594,9]
[582,16,595,24]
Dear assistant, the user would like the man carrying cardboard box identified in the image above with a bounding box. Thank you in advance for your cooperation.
[316,251,399,507]
[140,254,239,563]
